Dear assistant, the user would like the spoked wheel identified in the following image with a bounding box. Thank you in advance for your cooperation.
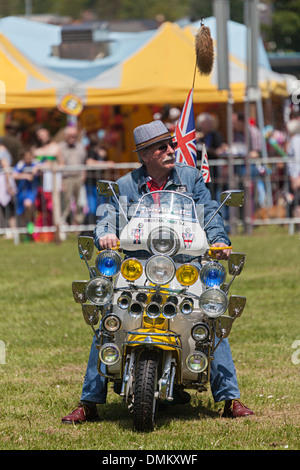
[133,349,159,432]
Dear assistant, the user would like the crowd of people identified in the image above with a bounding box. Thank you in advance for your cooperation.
[0,122,115,241]
[0,106,300,241]
[159,105,299,223]
[193,109,300,225]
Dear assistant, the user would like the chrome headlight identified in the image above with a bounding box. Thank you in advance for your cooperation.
[191,323,210,342]
[186,352,208,373]
[103,315,121,332]
[145,255,176,286]
[200,261,226,288]
[95,250,122,277]
[199,287,228,318]
[85,277,113,305]
[148,227,179,256]
[99,343,120,366]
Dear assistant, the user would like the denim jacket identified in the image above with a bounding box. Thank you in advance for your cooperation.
[94,163,230,251]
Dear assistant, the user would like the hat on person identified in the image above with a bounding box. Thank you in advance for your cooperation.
[133,120,172,152]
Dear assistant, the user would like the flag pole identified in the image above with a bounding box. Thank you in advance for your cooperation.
[174,20,214,170]
[194,19,214,178]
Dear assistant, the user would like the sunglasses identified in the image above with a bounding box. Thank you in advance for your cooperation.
[157,141,178,152]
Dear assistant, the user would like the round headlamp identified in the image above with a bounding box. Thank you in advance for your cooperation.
[85,277,113,305]
[95,250,122,277]
[121,258,143,281]
[176,264,198,286]
[148,227,179,256]
[99,343,120,366]
[145,255,176,286]
[186,352,208,373]
[191,323,210,342]
[200,261,226,288]
[103,315,121,332]
[199,287,228,318]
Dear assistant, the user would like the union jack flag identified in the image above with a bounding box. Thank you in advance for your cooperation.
[201,143,211,183]
[174,89,197,167]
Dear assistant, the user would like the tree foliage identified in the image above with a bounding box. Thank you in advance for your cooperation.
[265,1,300,51]
[0,0,299,51]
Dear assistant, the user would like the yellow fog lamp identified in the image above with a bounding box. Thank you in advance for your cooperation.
[176,264,198,286]
[121,258,143,281]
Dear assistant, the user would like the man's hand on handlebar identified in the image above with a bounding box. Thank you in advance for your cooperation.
[210,242,232,260]
[99,234,120,250]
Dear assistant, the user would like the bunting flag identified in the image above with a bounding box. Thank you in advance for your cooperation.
[201,143,211,183]
[174,89,197,167]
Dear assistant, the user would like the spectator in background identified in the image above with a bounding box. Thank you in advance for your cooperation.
[1,120,23,166]
[0,141,17,237]
[165,107,181,133]
[13,147,40,230]
[232,112,267,213]
[59,126,87,225]
[84,135,115,225]
[32,127,63,242]
[232,111,262,159]
[286,118,300,227]
[195,112,227,201]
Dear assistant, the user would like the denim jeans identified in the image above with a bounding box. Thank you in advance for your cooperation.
[81,331,107,404]
[80,332,240,405]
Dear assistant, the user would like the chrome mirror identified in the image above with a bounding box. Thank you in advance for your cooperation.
[228,295,246,318]
[228,253,246,276]
[203,190,244,231]
[220,190,244,207]
[97,180,119,197]
[82,304,100,325]
[216,316,233,339]
[215,295,246,339]
[72,280,87,303]
[78,236,94,261]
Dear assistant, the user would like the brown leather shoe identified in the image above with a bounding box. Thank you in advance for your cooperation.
[62,402,99,424]
[222,399,254,418]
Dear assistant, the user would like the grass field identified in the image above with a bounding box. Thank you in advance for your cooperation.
[0,226,299,451]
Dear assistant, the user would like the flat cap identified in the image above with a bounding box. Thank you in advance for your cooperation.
[133,120,172,152]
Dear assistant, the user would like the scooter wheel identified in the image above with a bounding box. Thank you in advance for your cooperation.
[133,350,159,432]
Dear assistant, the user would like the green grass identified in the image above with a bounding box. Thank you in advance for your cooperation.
[0,226,299,450]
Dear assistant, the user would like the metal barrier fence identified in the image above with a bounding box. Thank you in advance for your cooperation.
[0,157,299,244]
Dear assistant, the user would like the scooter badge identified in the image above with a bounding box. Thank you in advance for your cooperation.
[131,224,144,244]
[182,227,195,248]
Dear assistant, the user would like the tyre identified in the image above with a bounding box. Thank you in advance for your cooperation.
[133,349,159,432]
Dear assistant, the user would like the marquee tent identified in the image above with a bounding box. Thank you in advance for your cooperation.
[0,16,156,81]
[75,22,231,106]
[0,33,77,109]
[0,17,287,111]
[75,22,287,108]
